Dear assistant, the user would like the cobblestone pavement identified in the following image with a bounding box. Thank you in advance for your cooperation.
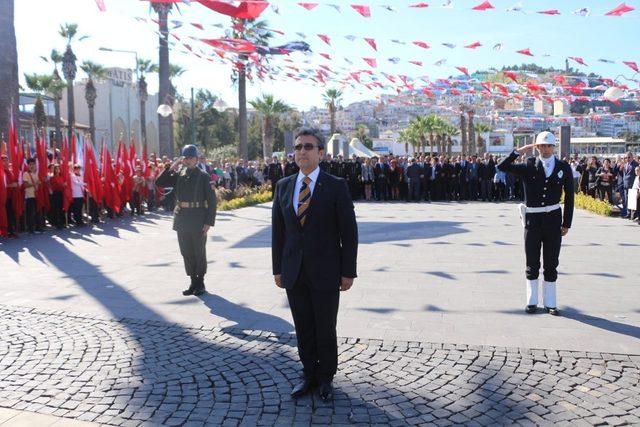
[1,305,639,426]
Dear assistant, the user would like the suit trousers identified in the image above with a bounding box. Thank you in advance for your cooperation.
[286,266,340,383]
[524,210,562,283]
[177,230,208,279]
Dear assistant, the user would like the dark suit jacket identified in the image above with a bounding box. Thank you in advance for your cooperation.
[623,160,639,189]
[272,170,358,290]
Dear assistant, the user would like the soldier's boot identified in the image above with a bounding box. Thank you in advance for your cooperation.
[193,276,206,296]
[182,276,197,296]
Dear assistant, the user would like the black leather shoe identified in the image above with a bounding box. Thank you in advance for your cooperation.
[291,378,315,398]
[525,305,537,314]
[193,287,206,296]
[545,307,560,316]
[182,277,196,296]
[318,381,333,402]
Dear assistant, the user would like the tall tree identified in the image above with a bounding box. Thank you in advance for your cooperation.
[231,18,272,160]
[79,61,107,143]
[136,58,158,149]
[40,49,64,146]
[249,94,291,159]
[24,73,54,131]
[459,106,468,155]
[59,23,87,142]
[323,88,343,135]
[474,122,492,155]
[0,0,19,143]
[467,109,476,155]
[152,2,173,157]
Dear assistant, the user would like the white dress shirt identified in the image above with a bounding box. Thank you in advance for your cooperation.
[293,166,320,215]
[539,155,556,178]
[71,173,84,198]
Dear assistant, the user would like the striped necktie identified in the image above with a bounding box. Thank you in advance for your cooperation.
[297,176,312,226]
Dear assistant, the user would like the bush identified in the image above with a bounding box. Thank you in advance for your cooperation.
[569,193,615,216]
[218,191,272,211]
[215,184,271,202]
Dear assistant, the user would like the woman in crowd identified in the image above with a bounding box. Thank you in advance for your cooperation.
[596,158,615,204]
[582,156,599,198]
[388,159,402,201]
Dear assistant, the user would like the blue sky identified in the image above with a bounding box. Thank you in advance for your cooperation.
[15,0,640,110]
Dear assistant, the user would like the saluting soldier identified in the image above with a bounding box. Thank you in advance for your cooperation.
[156,145,217,297]
[497,131,574,316]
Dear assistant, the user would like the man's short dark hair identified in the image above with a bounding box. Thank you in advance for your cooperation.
[295,127,325,150]
[27,158,36,164]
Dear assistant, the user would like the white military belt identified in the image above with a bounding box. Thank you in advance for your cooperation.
[526,204,561,213]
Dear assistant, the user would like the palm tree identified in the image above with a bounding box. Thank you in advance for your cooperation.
[459,106,468,154]
[467,109,476,155]
[474,122,492,155]
[323,88,343,136]
[59,23,87,142]
[443,123,459,156]
[24,73,54,131]
[409,116,429,154]
[136,59,158,149]
[40,49,65,147]
[231,19,273,160]
[79,61,107,143]
[0,0,19,142]
[398,126,420,155]
[152,2,173,156]
[249,94,291,158]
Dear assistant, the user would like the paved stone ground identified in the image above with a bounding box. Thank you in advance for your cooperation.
[1,201,639,425]
[1,305,639,426]
[1,201,639,353]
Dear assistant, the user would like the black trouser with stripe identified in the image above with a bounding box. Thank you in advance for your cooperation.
[286,265,340,383]
[524,209,562,282]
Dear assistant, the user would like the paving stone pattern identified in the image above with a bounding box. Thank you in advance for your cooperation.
[1,305,639,426]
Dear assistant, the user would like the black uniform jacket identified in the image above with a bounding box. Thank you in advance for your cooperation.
[156,166,217,232]
[498,152,574,228]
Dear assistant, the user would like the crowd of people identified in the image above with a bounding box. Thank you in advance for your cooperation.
[2,145,639,240]
[262,151,640,224]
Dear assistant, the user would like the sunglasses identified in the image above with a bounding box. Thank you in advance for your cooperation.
[294,143,318,151]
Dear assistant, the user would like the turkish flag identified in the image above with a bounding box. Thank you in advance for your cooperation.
[456,66,470,76]
[472,1,494,11]
[623,61,639,72]
[517,48,534,56]
[464,41,482,49]
[363,57,377,68]
[318,34,331,45]
[298,2,318,11]
[197,1,269,19]
[364,37,377,51]
[605,3,634,16]
[410,2,429,8]
[351,4,371,17]
[503,71,518,82]
[413,41,430,49]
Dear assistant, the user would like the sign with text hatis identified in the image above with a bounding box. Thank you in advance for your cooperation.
[106,68,133,87]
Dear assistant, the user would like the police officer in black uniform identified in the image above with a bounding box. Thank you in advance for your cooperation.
[267,155,284,198]
[156,145,217,296]
[497,131,574,316]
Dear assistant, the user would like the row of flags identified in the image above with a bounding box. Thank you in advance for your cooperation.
[1,118,151,236]
[102,1,637,19]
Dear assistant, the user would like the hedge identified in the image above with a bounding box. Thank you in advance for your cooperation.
[568,192,615,217]
[218,191,272,211]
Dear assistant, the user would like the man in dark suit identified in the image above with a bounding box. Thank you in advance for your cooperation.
[405,157,423,202]
[272,128,358,402]
[621,152,639,219]
[373,157,390,201]
[266,156,284,198]
[497,132,574,316]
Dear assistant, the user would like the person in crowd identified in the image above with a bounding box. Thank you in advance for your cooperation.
[374,156,390,201]
[596,158,615,204]
[388,159,402,201]
[582,157,600,198]
[70,165,85,227]
[361,157,374,201]
[49,164,66,230]
[629,165,640,224]
[23,158,43,234]
[620,152,639,219]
